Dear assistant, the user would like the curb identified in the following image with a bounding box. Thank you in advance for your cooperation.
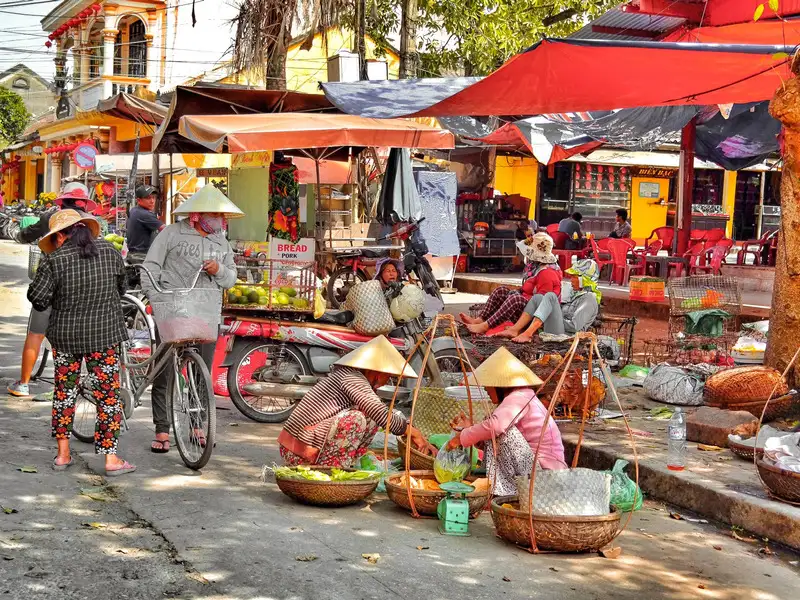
[562,435,800,551]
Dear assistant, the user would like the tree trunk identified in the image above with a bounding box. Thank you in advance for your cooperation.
[765,57,800,387]
[265,48,287,90]
[399,0,418,79]
[355,0,367,80]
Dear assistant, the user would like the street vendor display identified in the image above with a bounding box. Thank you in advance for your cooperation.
[267,157,300,242]
[276,336,433,468]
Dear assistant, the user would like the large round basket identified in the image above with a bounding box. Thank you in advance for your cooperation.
[756,459,800,503]
[727,437,764,461]
[275,467,379,507]
[490,496,620,553]
[704,366,788,405]
[397,436,435,470]
[706,392,798,421]
[384,470,488,517]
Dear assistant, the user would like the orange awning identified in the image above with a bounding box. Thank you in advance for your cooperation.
[176,113,455,154]
[293,157,352,184]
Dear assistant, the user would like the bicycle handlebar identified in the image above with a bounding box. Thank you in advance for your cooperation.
[378,217,426,242]
[131,264,204,294]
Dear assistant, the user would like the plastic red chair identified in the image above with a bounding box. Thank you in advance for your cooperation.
[590,236,614,279]
[550,231,569,250]
[669,241,704,278]
[690,229,707,244]
[646,226,675,251]
[736,230,775,265]
[607,238,641,285]
[704,229,725,246]
[596,238,612,252]
[546,223,560,236]
[692,245,728,275]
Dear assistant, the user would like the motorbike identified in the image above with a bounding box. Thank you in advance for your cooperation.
[326,218,442,308]
[220,311,473,424]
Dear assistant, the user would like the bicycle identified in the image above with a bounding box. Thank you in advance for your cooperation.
[118,265,217,470]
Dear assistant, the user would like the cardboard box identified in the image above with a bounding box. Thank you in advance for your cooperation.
[630,277,665,302]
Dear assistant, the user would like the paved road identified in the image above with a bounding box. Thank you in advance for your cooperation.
[1,240,798,600]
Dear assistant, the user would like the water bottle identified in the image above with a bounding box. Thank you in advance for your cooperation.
[667,407,686,471]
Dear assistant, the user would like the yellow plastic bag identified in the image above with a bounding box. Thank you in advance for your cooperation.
[314,289,325,319]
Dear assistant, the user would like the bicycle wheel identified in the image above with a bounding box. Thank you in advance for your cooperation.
[326,265,366,308]
[168,349,215,470]
[227,341,310,423]
[71,364,97,444]
[31,341,49,381]
[121,295,154,393]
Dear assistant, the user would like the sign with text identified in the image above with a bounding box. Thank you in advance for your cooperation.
[267,237,315,287]
[632,166,677,179]
[231,151,272,169]
[197,167,229,178]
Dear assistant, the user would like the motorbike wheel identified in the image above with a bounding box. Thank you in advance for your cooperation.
[227,341,311,423]
[414,261,443,302]
[326,266,367,309]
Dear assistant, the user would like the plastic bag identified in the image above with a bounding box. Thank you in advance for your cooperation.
[605,459,643,513]
[359,453,401,493]
[433,436,470,484]
[314,288,325,319]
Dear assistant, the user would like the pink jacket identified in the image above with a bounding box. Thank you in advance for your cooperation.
[460,388,567,470]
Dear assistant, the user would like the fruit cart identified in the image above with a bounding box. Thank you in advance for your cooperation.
[223,257,316,315]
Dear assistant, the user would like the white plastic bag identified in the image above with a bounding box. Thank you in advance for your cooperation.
[433,435,470,484]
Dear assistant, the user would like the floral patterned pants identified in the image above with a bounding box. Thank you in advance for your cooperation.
[280,410,379,468]
[52,345,122,455]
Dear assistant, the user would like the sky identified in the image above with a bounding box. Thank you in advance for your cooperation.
[0,0,63,80]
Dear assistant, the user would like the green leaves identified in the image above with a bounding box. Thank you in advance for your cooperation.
[0,88,30,144]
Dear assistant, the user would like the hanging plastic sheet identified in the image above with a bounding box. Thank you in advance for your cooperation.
[695,102,780,170]
[377,148,421,224]
[414,170,460,257]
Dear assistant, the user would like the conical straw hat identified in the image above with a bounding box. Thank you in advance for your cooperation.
[173,185,245,218]
[335,336,418,378]
[471,347,543,388]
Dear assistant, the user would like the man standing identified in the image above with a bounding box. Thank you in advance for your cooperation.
[558,212,584,250]
[7,183,93,398]
[609,208,633,239]
[125,185,165,261]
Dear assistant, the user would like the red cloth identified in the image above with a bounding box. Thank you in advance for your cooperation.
[528,267,562,301]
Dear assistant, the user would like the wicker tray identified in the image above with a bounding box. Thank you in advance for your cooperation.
[727,437,764,461]
[384,470,487,517]
[275,467,379,507]
[704,366,788,405]
[756,459,800,503]
[397,436,435,471]
[706,392,798,421]
[490,496,620,553]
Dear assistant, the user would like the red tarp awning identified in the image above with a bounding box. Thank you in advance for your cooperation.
[412,39,791,117]
[625,0,800,27]
[664,20,800,44]
[176,113,455,153]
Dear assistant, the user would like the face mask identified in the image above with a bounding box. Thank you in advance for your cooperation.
[198,216,225,234]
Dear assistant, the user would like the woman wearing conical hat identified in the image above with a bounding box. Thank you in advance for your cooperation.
[141,185,244,454]
[278,336,436,467]
[447,348,567,496]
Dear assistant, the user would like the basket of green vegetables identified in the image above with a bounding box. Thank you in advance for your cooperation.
[271,466,381,507]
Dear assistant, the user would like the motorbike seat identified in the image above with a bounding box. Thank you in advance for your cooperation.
[360,248,391,259]
[315,310,354,326]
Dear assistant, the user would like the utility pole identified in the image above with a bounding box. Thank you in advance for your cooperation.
[355,0,368,81]
[399,0,418,79]
[765,54,800,387]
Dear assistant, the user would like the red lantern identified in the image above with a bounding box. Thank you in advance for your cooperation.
[91,3,101,13]
[45,41,52,48]
[47,33,54,40]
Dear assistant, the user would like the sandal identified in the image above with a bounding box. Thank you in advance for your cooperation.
[52,456,73,471]
[151,437,170,453]
[105,461,137,477]
[192,429,207,449]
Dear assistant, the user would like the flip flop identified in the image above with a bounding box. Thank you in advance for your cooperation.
[192,429,207,449]
[151,439,170,453]
[105,461,137,477]
[52,456,73,471]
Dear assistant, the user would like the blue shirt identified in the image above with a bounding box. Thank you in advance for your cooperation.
[126,205,163,253]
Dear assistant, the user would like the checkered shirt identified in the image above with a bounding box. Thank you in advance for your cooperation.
[27,239,128,354]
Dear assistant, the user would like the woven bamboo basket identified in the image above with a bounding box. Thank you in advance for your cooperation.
[384,470,487,517]
[704,366,788,405]
[706,392,798,421]
[756,459,800,503]
[275,467,379,507]
[490,496,620,552]
[397,436,435,470]
[727,438,764,461]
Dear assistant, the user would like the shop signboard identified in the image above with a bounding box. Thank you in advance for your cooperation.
[632,166,678,179]
[197,167,229,178]
[267,237,316,288]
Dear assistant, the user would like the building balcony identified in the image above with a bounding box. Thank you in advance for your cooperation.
[68,75,150,112]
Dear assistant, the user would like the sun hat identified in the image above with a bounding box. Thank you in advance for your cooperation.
[172,185,245,218]
[39,209,100,254]
[56,182,89,203]
[373,257,405,280]
[469,347,543,388]
[334,335,418,378]
[524,232,558,265]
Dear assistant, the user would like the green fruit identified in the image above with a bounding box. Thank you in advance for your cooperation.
[258,295,269,305]
[292,297,309,309]
[257,287,268,296]
[279,286,297,298]
[247,290,260,304]
[276,292,290,305]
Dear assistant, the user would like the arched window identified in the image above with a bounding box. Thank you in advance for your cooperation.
[11,77,29,90]
[128,20,146,78]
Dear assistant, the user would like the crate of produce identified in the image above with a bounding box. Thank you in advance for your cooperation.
[224,259,316,313]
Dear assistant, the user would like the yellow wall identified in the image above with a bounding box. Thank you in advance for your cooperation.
[493,156,539,219]
[221,28,400,94]
[722,170,737,238]
[630,177,670,243]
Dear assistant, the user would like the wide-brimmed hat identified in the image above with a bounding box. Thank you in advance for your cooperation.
[173,185,245,218]
[39,209,100,254]
[469,347,543,388]
[335,336,418,378]
[524,232,558,264]
[55,182,97,213]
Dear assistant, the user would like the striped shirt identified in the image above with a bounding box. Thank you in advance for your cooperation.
[278,366,408,461]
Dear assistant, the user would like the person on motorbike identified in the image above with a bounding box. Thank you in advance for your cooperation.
[278,336,436,468]
[140,185,242,453]
[374,257,404,289]
[125,184,165,263]
[7,183,94,398]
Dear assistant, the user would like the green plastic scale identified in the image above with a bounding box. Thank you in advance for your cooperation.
[436,481,475,536]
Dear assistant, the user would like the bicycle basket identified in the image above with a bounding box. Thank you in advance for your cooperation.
[28,246,42,281]
[150,288,221,344]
